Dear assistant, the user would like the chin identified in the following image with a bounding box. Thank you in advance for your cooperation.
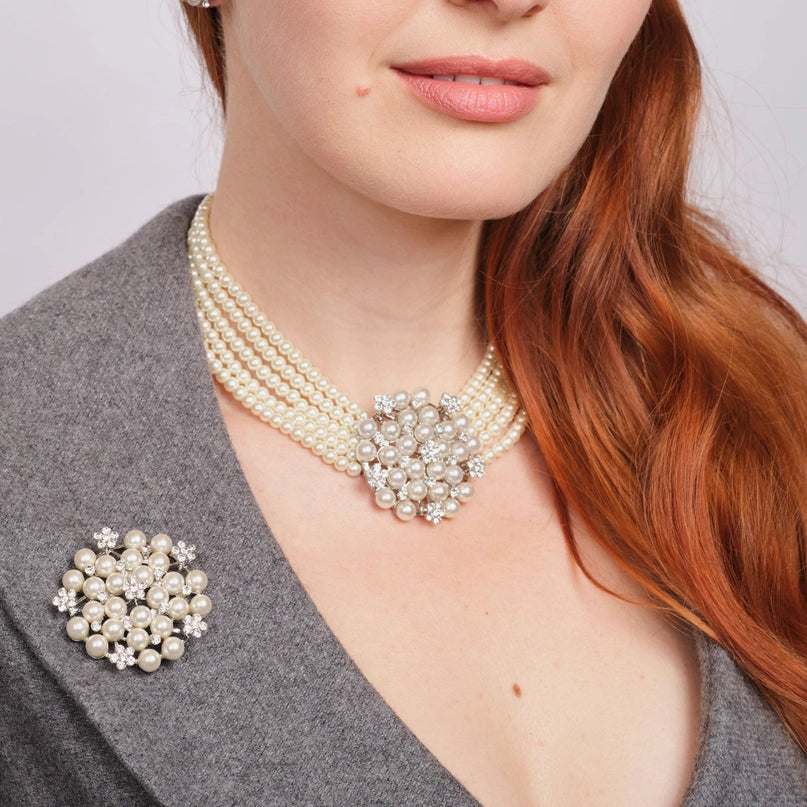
[382,177,547,222]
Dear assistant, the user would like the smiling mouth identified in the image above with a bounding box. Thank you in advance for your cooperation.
[392,60,547,123]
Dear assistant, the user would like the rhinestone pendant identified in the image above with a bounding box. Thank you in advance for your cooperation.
[355,389,486,524]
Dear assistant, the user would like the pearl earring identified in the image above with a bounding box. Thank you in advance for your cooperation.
[185,0,211,8]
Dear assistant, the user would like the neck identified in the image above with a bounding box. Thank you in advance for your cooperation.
[209,132,487,404]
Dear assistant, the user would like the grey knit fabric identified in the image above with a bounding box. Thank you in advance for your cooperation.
[0,197,805,806]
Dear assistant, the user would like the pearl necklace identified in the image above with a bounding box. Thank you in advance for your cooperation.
[188,195,528,524]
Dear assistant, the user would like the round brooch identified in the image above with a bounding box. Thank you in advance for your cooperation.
[52,528,212,672]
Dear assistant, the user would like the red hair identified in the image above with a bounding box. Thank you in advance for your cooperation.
[182,0,807,749]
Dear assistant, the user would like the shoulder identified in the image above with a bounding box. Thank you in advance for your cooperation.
[0,195,202,437]
[0,195,202,362]
[0,195,205,539]
[686,635,807,805]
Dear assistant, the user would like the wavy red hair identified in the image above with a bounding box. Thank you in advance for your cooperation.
[182,0,807,750]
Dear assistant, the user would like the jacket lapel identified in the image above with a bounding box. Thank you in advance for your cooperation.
[0,197,480,806]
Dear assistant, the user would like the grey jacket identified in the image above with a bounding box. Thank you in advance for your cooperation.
[0,196,805,806]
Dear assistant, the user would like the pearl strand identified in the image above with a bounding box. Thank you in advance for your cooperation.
[188,195,528,523]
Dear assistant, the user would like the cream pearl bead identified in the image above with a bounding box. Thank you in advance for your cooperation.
[411,388,430,407]
[456,482,474,502]
[453,414,470,431]
[374,488,397,510]
[146,586,169,610]
[386,468,408,489]
[356,440,377,463]
[162,571,185,595]
[185,569,208,594]
[74,548,96,571]
[167,597,190,621]
[151,615,174,638]
[104,597,128,620]
[62,569,85,593]
[443,498,460,518]
[407,459,426,479]
[428,482,450,502]
[127,628,150,652]
[377,446,398,466]
[123,529,147,550]
[426,461,446,480]
[130,605,152,629]
[394,500,417,521]
[380,421,401,441]
[397,435,417,457]
[397,409,418,429]
[101,619,125,643]
[444,465,465,487]
[121,548,142,571]
[407,480,428,501]
[82,601,105,624]
[418,405,439,426]
[147,552,171,575]
[438,421,457,440]
[133,565,154,587]
[137,649,162,673]
[93,554,117,578]
[82,577,105,600]
[413,424,433,444]
[189,594,212,617]
[161,637,185,661]
[356,418,377,439]
[150,533,173,555]
[85,634,109,659]
[66,616,90,641]
[105,572,126,596]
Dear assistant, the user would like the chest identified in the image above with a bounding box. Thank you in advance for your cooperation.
[222,399,700,806]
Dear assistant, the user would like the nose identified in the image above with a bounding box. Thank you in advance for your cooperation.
[445,0,545,21]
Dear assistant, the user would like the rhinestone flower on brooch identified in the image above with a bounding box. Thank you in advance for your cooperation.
[355,389,486,524]
[52,527,212,673]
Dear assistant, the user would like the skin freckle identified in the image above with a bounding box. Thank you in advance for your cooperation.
[356,85,371,97]
[512,683,522,698]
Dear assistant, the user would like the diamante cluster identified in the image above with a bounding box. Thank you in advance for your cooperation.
[358,390,487,524]
[52,528,212,673]
[188,194,528,523]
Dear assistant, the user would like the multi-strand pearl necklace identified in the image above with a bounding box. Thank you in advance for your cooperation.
[188,195,528,524]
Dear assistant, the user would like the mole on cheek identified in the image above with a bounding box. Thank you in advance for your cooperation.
[356,85,371,97]
[512,683,522,698]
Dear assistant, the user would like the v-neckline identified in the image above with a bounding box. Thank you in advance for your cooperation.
[176,201,714,807]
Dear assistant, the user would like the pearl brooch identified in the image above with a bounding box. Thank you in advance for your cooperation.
[188,194,529,524]
[53,528,212,672]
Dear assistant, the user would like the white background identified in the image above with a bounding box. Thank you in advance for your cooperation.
[2,1,805,317]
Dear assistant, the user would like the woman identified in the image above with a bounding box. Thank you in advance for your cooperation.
[0,0,805,804]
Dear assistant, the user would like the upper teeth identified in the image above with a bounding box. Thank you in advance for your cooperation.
[432,75,517,86]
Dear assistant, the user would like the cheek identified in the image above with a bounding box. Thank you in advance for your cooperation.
[563,0,652,79]
[530,2,651,173]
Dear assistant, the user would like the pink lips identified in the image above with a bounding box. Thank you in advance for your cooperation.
[393,57,549,123]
